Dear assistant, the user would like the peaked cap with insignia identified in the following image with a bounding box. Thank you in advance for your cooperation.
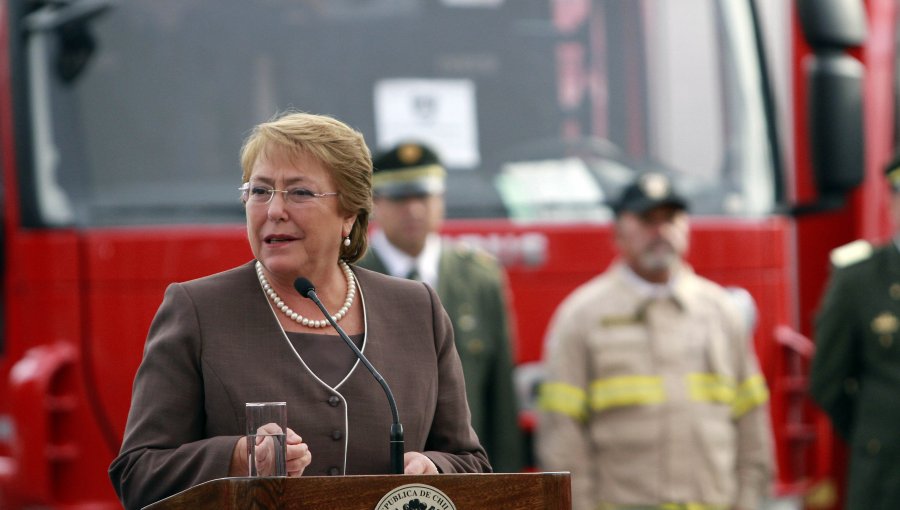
[613,172,688,215]
[372,141,447,199]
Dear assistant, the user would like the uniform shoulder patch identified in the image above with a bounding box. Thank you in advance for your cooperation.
[453,241,494,262]
[829,239,873,268]
[450,242,502,278]
[473,248,498,265]
[452,240,475,255]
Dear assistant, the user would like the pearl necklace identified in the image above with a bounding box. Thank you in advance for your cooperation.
[255,260,356,328]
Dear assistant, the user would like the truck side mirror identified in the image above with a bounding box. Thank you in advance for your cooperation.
[797,0,867,197]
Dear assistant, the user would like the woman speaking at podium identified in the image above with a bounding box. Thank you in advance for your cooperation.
[109,112,490,510]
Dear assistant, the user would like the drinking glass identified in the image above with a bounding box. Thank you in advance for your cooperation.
[245,402,287,477]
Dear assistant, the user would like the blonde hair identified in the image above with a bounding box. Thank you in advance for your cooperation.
[240,111,372,262]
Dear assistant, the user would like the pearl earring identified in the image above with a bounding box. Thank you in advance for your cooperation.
[343,236,351,247]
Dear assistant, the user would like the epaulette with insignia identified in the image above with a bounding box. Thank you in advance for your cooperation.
[453,241,475,255]
[452,241,499,271]
[829,239,873,268]
[473,248,498,265]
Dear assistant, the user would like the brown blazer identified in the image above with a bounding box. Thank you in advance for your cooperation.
[109,261,489,510]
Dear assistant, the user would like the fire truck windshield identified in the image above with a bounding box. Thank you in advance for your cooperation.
[22,0,776,227]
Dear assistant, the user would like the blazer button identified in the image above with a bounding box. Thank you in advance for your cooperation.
[891,283,900,299]
[867,439,881,455]
[328,467,341,476]
[328,396,340,407]
[331,429,343,440]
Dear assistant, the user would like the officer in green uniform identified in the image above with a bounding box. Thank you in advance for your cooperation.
[810,155,900,510]
[358,141,525,472]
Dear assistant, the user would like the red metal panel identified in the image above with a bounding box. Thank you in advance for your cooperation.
[80,226,250,440]
[2,231,120,506]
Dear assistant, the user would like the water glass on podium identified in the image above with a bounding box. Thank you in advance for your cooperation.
[246,402,287,477]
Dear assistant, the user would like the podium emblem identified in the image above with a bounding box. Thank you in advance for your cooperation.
[375,483,457,510]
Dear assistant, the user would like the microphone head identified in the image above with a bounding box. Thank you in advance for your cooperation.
[293,277,316,298]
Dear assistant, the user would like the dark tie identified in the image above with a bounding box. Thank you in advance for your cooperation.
[406,267,421,281]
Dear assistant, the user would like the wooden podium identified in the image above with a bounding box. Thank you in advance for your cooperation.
[143,472,571,510]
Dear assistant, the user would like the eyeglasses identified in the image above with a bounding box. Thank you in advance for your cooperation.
[239,183,339,205]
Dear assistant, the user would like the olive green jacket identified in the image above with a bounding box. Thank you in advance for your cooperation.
[811,242,900,510]
[359,242,525,472]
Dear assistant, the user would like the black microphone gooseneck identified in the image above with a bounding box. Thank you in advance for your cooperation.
[293,277,404,474]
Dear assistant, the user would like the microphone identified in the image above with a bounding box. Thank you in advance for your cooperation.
[293,277,405,475]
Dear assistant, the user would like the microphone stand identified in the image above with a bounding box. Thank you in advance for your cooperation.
[299,283,405,474]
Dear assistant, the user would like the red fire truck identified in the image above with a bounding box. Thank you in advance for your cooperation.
[0,0,894,508]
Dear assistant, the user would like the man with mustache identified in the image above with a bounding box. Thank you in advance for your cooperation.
[536,172,774,510]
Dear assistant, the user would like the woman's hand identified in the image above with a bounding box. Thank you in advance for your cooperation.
[403,452,438,474]
[230,436,250,476]
[229,426,311,477]
[285,428,311,477]
[250,423,283,476]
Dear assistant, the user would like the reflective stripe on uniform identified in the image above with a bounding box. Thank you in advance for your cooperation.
[538,382,588,421]
[589,376,665,412]
[687,373,736,404]
[732,374,769,417]
[542,373,767,420]
[687,372,769,417]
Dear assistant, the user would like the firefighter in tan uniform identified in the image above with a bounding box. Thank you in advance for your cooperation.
[536,173,773,510]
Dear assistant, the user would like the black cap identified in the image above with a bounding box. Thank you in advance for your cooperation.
[372,142,447,199]
[613,172,688,215]
[885,153,900,193]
